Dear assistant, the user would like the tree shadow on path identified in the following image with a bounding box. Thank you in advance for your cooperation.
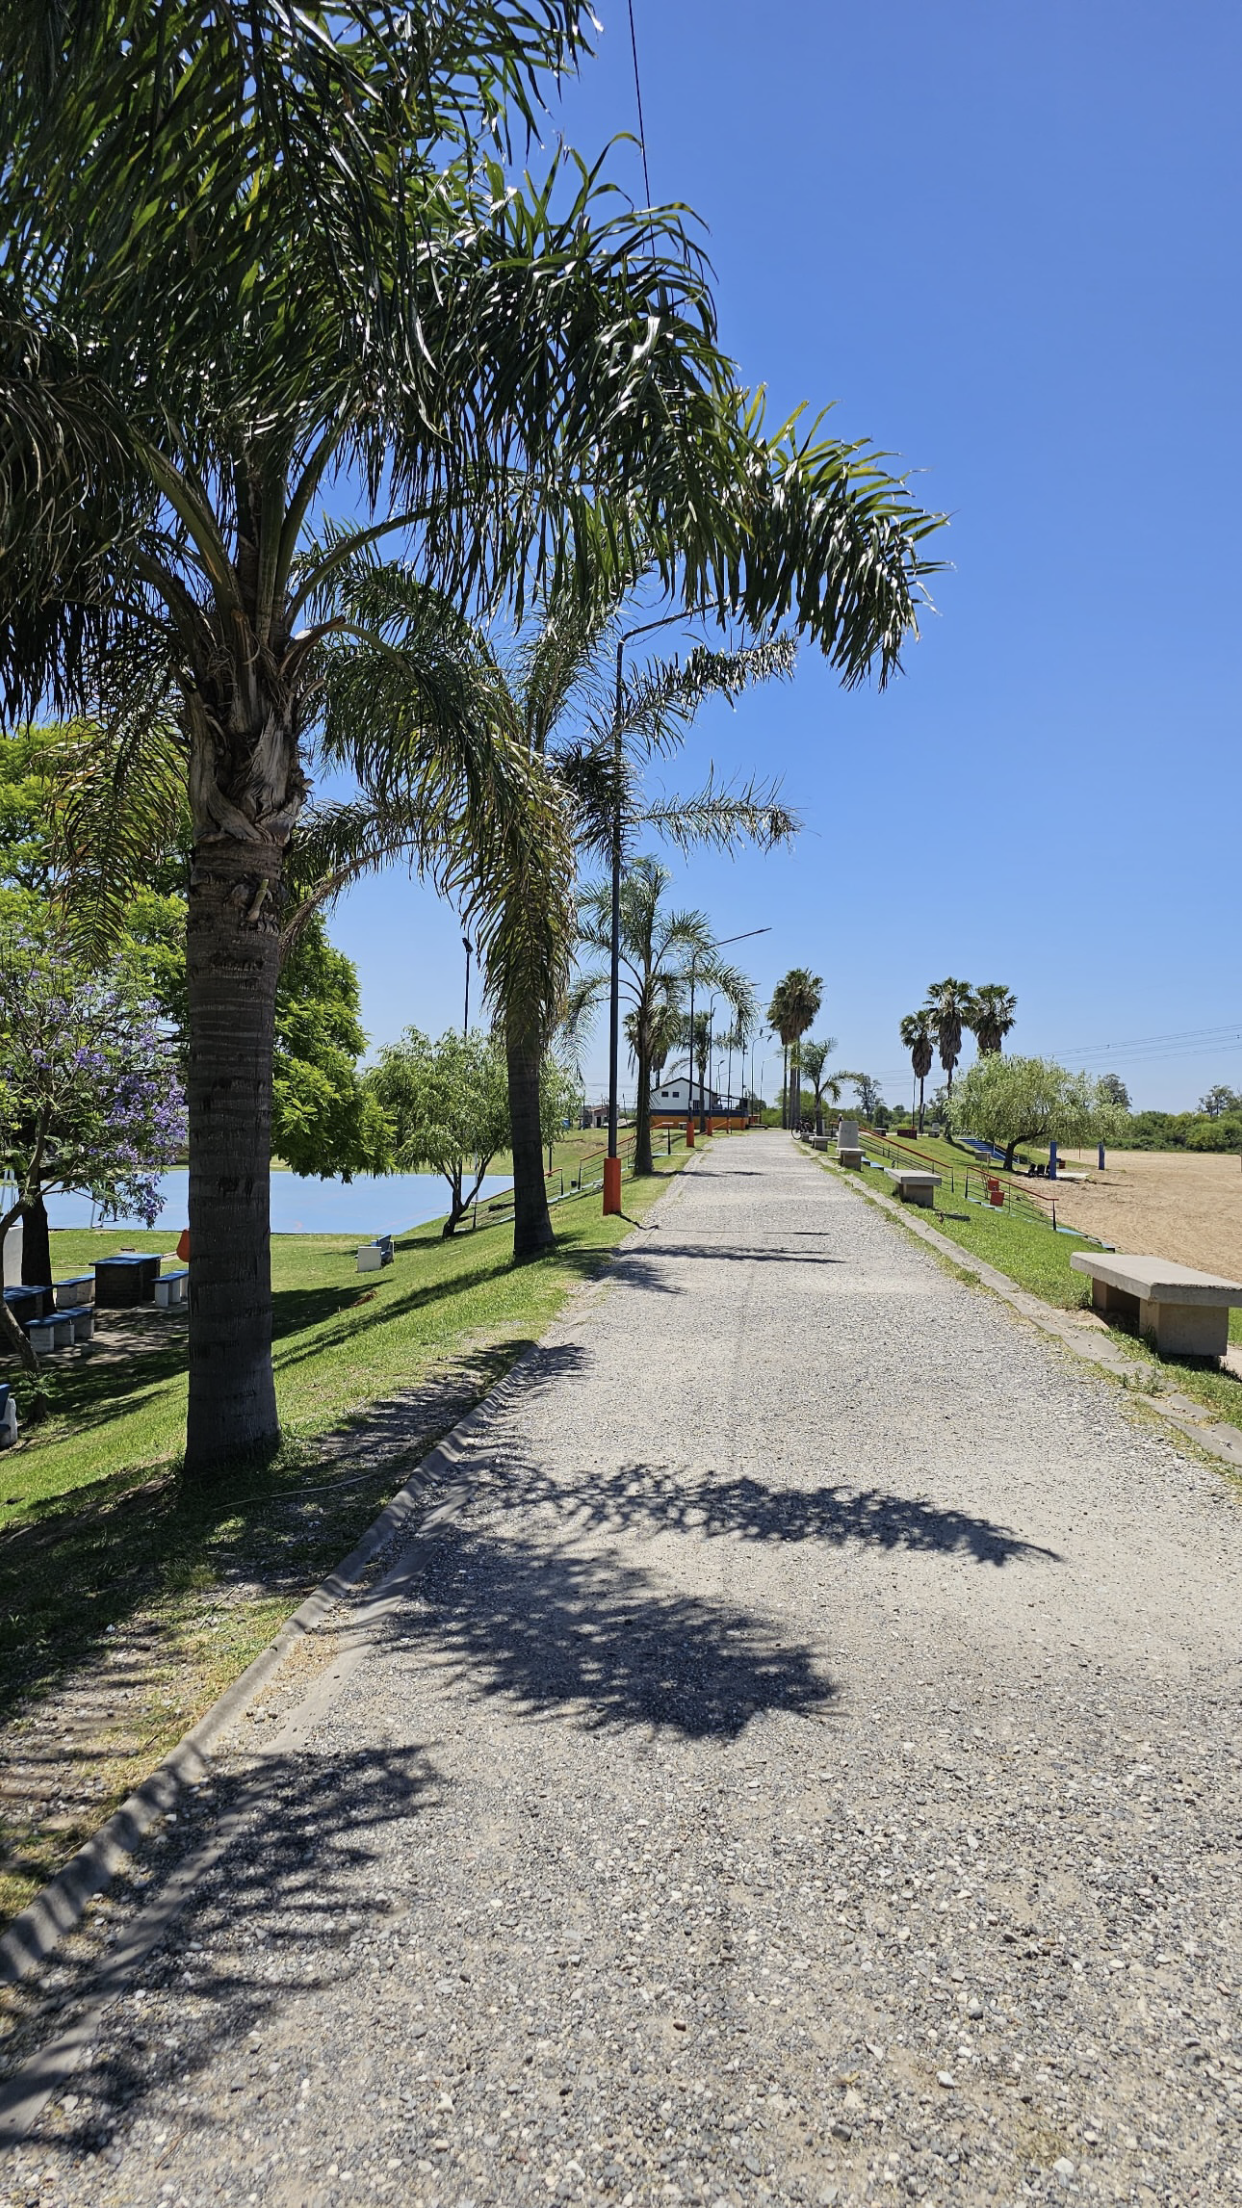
[479,1459,1058,1570]
[381,1519,836,1741]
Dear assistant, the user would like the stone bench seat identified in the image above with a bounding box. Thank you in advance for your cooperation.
[27,1312,75,1352]
[57,1304,95,1342]
[0,1382,16,1447]
[1070,1252,1242,1360]
[884,1167,942,1209]
[53,1274,95,1309]
[356,1234,395,1274]
[154,1269,189,1308]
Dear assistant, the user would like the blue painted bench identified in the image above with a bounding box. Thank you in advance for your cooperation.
[27,1312,75,1353]
[154,1268,189,1309]
[4,1284,52,1325]
[0,1382,16,1448]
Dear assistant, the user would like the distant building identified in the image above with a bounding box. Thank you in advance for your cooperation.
[649,1077,747,1115]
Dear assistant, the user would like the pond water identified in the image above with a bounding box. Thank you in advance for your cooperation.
[42,1168,514,1238]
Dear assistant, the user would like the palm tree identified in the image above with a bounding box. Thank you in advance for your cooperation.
[2,11,945,1468]
[799,1037,842,1129]
[313,557,799,1257]
[924,978,973,1130]
[768,968,823,1128]
[645,999,686,1090]
[899,1011,935,1132]
[968,983,1017,1056]
[570,860,755,1177]
[2,13,912,1471]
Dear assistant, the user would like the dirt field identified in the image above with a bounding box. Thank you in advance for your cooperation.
[1054,1146,1242,1275]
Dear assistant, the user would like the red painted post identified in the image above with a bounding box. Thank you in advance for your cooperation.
[685,1118,695,1149]
[603,1156,622,1214]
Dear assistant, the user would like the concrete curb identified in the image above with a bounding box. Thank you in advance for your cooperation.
[821,1152,1242,1478]
[0,1157,698,1994]
[0,1443,443,1988]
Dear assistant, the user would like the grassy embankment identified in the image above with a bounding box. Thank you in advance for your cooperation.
[822,1132,1242,1424]
[0,1143,696,1929]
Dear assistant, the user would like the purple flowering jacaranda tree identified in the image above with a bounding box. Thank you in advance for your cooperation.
[0,925,186,1410]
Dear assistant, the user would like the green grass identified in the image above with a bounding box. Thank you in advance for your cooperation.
[825,1148,1242,1427]
[0,1152,696,1928]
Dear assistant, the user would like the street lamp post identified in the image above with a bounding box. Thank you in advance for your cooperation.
[605,610,706,1214]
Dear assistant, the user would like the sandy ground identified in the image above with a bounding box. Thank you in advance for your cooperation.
[1052,1149,1242,1278]
[7,1133,1242,2208]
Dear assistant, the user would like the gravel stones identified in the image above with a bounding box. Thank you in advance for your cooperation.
[4,1133,1242,2208]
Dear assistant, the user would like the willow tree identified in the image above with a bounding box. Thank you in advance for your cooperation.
[0,4,801,1472]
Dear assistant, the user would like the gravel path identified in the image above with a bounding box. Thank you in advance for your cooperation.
[6,1132,1242,2208]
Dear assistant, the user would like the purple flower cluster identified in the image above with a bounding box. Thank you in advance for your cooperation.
[0,925,186,1223]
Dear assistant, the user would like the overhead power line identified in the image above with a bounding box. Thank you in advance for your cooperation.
[626,0,652,205]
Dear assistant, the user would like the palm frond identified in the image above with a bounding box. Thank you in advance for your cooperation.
[638,770,800,855]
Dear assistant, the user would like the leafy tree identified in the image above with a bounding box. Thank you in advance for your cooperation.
[899,1010,934,1132]
[273,923,390,1180]
[570,859,753,1175]
[367,1028,511,1238]
[1098,1072,1131,1111]
[1187,1113,1242,1151]
[840,1071,885,1121]
[0,727,381,1185]
[953,1055,1123,1173]
[1200,1083,1242,1119]
[967,982,1017,1055]
[0,924,185,1402]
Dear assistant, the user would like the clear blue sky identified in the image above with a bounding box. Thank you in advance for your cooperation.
[323,0,1241,1114]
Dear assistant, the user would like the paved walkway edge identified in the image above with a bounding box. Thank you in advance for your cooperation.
[822,1152,1242,1476]
[0,1155,706,1995]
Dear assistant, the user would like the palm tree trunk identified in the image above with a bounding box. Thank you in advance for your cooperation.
[20,1190,51,1289]
[184,839,283,1477]
[634,1046,654,1175]
[507,1008,554,1263]
[781,1045,788,1129]
[918,1075,925,1133]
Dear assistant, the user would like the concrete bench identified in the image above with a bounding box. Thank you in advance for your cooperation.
[835,1117,863,1168]
[58,1305,95,1342]
[884,1167,942,1209]
[356,1234,395,1274]
[54,1274,95,1310]
[4,1284,49,1327]
[1070,1252,1242,1359]
[27,1312,74,1353]
[0,1382,16,1448]
[154,1269,189,1308]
